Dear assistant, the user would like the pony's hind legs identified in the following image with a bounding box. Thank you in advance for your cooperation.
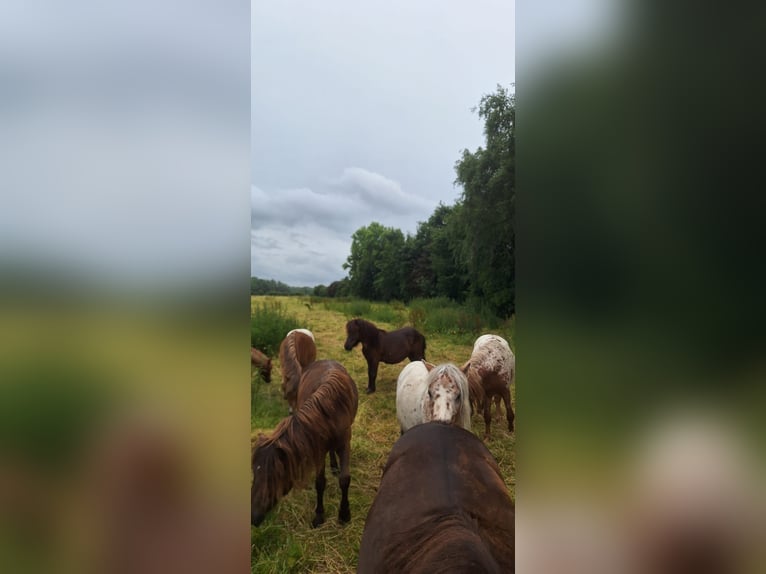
[502,387,514,433]
[337,438,352,524]
[311,457,327,528]
[329,449,339,476]
[483,395,493,441]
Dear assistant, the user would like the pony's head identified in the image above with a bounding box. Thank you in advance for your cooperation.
[251,435,291,527]
[344,319,362,351]
[262,359,272,383]
[424,363,470,429]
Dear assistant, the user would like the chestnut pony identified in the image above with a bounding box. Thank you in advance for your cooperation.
[250,347,272,383]
[251,360,358,527]
[358,422,514,573]
[343,318,426,394]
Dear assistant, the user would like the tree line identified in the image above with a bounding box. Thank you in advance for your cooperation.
[332,85,515,318]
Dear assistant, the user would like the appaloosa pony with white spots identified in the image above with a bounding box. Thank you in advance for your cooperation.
[343,318,426,394]
[396,361,471,433]
[462,334,515,439]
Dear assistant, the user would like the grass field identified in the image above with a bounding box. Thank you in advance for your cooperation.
[251,295,515,573]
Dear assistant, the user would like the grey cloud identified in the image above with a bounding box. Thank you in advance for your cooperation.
[328,167,434,214]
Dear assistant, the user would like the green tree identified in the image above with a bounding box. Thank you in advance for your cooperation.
[454,84,515,316]
[344,222,408,301]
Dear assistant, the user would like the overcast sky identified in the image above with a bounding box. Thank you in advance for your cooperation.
[251,1,515,286]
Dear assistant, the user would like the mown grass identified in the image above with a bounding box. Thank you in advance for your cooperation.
[251,295,515,573]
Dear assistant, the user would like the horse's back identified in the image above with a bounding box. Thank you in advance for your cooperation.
[396,360,429,432]
[470,334,513,385]
[251,347,269,366]
[380,326,426,363]
[296,360,359,424]
[287,328,315,341]
[358,423,514,572]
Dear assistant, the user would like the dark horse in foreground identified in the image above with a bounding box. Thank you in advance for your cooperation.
[251,360,359,527]
[358,422,514,573]
[343,318,426,394]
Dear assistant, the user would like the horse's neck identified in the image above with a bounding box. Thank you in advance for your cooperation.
[268,415,318,485]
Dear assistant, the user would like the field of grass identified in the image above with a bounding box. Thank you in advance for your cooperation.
[251,295,515,573]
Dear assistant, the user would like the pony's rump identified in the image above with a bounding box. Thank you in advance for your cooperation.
[279,329,317,410]
[358,422,514,573]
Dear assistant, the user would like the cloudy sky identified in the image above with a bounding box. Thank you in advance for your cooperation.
[251,1,515,286]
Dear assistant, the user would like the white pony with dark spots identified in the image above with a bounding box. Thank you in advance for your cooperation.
[396,361,471,434]
[462,334,515,439]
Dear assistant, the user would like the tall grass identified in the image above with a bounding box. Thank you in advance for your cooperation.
[408,297,505,339]
[251,301,305,356]
[322,298,407,326]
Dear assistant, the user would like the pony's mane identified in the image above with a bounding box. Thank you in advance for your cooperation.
[252,367,357,513]
[426,363,472,430]
[378,512,504,573]
[354,318,385,339]
[280,332,302,390]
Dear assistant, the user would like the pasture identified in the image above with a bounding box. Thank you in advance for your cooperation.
[251,295,515,574]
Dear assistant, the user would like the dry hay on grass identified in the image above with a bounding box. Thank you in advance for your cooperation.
[251,295,515,573]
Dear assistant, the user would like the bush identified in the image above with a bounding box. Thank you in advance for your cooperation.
[408,297,502,336]
[251,301,304,356]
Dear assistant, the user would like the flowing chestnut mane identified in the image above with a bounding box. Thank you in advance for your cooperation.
[343,318,426,394]
[251,360,358,527]
[278,329,317,411]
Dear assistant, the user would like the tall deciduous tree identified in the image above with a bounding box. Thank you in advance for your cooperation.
[344,222,407,301]
[454,84,515,316]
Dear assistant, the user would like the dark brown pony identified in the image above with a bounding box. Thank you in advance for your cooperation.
[343,318,426,394]
[250,347,272,383]
[251,360,358,528]
[357,422,514,573]
[278,329,317,411]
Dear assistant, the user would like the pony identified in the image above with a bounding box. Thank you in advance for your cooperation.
[462,334,514,440]
[343,318,426,394]
[250,347,272,383]
[396,361,471,433]
[357,422,515,573]
[251,360,359,528]
[278,328,317,412]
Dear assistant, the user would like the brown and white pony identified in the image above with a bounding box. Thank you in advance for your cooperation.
[358,422,515,573]
[343,318,426,394]
[278,328,317,412]
[250,347,272,383]
[251,360,359,528]
[396,361,471,433]
[462,334,515,439]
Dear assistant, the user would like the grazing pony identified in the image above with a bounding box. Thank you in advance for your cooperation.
[462,334,515,439]
[343,318,426,394]
[251,360,359,528]
[250,347,272,383]
[358,422,515,573]
[278,329,317,412]
[396,361,471,433]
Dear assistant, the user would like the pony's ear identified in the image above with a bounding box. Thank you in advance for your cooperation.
[424,361,435,372]
[461,361,471,375]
